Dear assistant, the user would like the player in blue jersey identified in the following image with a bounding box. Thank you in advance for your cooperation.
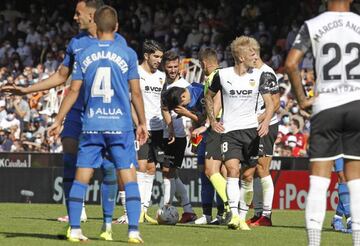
[49,5,147,243]
[1,0,127,238]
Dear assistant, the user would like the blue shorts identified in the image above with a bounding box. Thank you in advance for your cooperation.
[197,133,207,165]
[77,131,138,170]
[61,108,83,140]
[335,158,344,173]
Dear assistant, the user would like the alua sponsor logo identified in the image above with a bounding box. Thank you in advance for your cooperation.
[88,108,123,118]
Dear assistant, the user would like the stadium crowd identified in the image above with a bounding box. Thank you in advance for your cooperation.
[0,0,332,156]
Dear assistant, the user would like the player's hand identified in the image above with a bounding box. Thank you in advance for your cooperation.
[0,84,27,95]
[257,120,269,137]
[211,121,224,133]
[192,126,207,137]
[47,120,63,139]
[174,106,190,117]
[298,97,315,110]
[168,126,175,144]
[136,124,148,146]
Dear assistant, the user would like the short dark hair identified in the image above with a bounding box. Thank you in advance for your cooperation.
[143,39,164,55]
[291,118,300,129]
[198,48,218,63]
[79,0,104,10]
[162,50,179,64]
[162,87,185,110]
[94,5,117,32]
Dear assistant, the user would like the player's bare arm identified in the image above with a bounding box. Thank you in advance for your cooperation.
[192,91,222,136]
[285,49,314,109]
[258,93,280,123]
[257,93,274,137]
[48,79,83,138]
[129,78,148,146]
[174,106,198,122]
[205,89,224,133]
[1,65,70,95]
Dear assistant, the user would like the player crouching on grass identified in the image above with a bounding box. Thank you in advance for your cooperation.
[48,5,147,243]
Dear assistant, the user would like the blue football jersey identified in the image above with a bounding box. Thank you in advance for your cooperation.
[187,82,205,114]
[63,32,127,111]
[72,40,139,132]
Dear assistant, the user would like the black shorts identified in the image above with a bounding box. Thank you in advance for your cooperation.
[221,128,260,167]
[309,100,360,161]
[162,137,187,168]
[205,129,222,161]
[137,130,165,163]
[259,123,278,157]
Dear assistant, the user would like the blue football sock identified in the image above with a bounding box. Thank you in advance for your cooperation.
[125,182,141,233]
[101,159,118,224]
[200,172,214,216]
[68,181,88,229]
[63,153,77,215]
[338,182,351,218]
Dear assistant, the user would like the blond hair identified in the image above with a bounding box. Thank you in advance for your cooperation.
[230,36,255,64]
[248,37,260,56]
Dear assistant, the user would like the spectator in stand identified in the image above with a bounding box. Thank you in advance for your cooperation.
[0,109,20,139]
[241,3,261,21]
[268,46,283,71]
[184,24,203,50]
[11,95,31,131]
[0,100,7,122]
[0,2,22,23]
[283,119,307,157]
[16,38,33,67]
[0,128,13,151]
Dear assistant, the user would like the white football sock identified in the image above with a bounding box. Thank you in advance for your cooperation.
[143,173,155,212]
[175,177,193,213]
[163,178,175,206]
[136,171,146,209]
[239,180,252,220]
[348,178,360,246]
[227,177,240,216]
[261,175,274,217]
[305,175,330,230]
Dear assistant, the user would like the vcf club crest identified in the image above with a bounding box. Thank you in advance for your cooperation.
[159,77,164,85]
[249,79,256,87]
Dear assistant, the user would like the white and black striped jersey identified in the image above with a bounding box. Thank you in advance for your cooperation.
[293,11,360,115]
[208,67,271,133]
[162,78,190,138]
[139,66,166,130]
[255,63,279,125]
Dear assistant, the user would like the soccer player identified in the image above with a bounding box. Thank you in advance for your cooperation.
[1,0,127,234]
[239,39,280,227]
[117,40,165,224]
[161,50,197,223]
[205,36,274,230]
[48,5,146,243]
[191,48,231,225]
[285,0,360,245]
[331,158,351,233]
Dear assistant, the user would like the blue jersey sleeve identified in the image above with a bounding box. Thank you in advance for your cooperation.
[62,38,75,68]
[71,57,83,81]
[127,48,140,80]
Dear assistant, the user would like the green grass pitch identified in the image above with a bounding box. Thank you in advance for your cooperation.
[0,203,352,245]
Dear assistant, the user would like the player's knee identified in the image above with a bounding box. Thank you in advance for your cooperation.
[226,166,239,178]
[242,173,253,183]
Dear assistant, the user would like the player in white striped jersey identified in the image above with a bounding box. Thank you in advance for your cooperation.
[285,1,360,245]
[205,36,274,230]
[161,50,197,223]
[241,39,280,227]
